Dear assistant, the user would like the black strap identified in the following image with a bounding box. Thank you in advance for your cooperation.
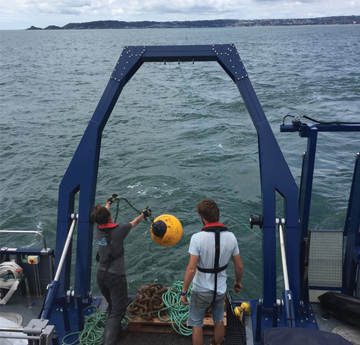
[197,225,228,302]
[197,264,228,273]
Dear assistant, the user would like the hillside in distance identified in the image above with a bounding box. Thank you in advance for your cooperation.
[26,15,360,30]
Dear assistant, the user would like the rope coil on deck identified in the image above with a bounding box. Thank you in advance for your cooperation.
[126,281,193,336]
[62,306,108,345]
[126,282,168,320]
[159,280,193,336]
[62,281,192,344]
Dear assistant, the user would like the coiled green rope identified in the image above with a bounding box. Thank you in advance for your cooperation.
[63,281,192,344]
[62,306,108,345]
[158,280,192,336]
[78,310,108,345]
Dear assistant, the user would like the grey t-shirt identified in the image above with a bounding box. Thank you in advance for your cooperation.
[96,222,132,275]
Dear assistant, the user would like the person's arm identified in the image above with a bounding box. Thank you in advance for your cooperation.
[129,213,145,228]
[106,194,118,210]
[232,253,244,294]
[181,254,199,305]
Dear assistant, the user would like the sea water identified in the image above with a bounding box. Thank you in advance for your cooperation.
[0,25,359,299]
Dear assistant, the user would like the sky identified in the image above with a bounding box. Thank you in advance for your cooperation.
[0,0,359,30]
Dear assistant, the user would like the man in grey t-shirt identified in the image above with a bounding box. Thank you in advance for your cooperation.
[181,199,244,345]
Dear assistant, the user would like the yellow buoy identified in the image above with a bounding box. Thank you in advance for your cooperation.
[241,302,251,313]
[150,214,182,247]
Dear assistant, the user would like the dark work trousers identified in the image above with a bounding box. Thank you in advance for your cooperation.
[97,269,127,345]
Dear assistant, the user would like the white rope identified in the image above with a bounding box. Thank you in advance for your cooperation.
[0,262,23,305]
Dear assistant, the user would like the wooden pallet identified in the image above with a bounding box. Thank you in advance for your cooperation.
[128,285,227,334]
[128,312,227,334]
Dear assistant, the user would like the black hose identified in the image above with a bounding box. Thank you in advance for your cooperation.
[283,114,360,125]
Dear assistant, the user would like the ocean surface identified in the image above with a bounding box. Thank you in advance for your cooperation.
[0,26,359,299]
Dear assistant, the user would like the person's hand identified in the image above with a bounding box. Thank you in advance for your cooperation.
[141,207,151,220]
[180,294,189,305]
[107,194,118,205]
[234,281,242,294]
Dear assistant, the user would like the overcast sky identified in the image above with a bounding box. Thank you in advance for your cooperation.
[1,0,359,30]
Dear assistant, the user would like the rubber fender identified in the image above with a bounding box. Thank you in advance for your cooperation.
[260,327,353,345]
[150,214,182,247]
[318,291,360,328]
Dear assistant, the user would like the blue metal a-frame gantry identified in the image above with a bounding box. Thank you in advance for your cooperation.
[40,43,301,338]
[40,44,359,342]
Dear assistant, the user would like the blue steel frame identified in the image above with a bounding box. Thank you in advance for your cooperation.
[343,153,360,295]
[43,45,301,334]
[281,122,360,300]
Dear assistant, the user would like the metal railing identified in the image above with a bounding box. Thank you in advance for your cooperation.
[0,230,49,253]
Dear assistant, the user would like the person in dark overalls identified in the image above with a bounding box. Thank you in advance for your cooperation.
[91,196,150,345]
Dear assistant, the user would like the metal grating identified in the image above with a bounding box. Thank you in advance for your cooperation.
[225,302,246,345]
[308,230,343,287]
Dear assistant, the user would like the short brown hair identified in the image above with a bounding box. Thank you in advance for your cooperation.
[90,205,111,225]
[196,199,220,223]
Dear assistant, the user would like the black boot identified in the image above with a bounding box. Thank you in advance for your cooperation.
[102,316,122,345]
[120,318,129,334]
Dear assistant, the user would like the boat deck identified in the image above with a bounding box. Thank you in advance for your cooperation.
[1,291,359,345]
[0,292,250,345]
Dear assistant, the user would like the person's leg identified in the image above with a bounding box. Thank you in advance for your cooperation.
[97,270,112,312]
[192,326,204,345]
[102,274,127,345]
[211,293,226,344]
[213,321,225,344]
[106,275,127,319]
[103,317,122,345]
[187,290,213,345]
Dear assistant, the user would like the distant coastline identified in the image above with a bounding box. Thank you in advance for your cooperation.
[26,15,359,30]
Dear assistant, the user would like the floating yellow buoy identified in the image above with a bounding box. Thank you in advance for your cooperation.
[241,302,251,313]
[150,214,182,247]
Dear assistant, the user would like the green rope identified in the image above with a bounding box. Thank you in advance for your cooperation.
[62,306,108,345]
[158,280,192,336]
[62,332,80,345]
[79,311,108,345]
[63,282,192,344]
[178,64,262,239]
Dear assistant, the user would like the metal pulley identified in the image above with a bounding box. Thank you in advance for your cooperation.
[250,214,263,229]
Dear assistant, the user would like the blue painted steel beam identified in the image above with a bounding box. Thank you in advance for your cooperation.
[281,121,360,299]
[140,45,219,62]
[55,45,300,323]
[298,128,318,305]
[281,123,360,135]
[283,290,296,327]
[299,124,360,136]
[343,153,360,295]
[229,55,300,310]
[298,128,318,239]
